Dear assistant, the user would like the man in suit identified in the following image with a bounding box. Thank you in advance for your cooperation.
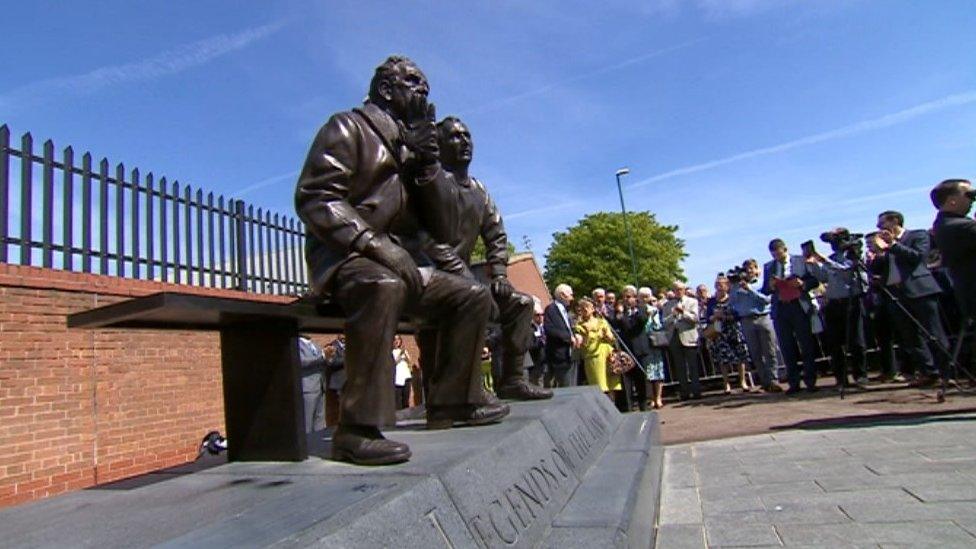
[295,56,505,464]
[931,179,976,317]
[872,210,949,386]
[762,239,821,393]
[663,281,701,399]
[543,283,581,387]
[613,285,651,410]
[526,298,547,386]
[414,115,551,400]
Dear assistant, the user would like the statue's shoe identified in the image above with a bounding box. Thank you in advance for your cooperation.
[331,429,411,466]
[496,380,554,400]
[426,402,510,430]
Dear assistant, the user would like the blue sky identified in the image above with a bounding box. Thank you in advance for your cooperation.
[2,1,974,289]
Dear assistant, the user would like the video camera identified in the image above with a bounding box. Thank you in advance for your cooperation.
[725,265,749,284]
[819,229,864,255]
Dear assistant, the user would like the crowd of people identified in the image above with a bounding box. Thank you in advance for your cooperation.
[533,180,976,411]
[298,179,975,429]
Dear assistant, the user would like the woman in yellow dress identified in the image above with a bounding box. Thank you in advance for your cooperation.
[574,298,622,398]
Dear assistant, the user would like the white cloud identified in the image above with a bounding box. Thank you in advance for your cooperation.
[0,21,284,109]
[465,39,705,114]
[505,201,581,221]
[629,91,976,189]
[238,170,299,197]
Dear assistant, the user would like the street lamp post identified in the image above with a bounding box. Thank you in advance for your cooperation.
[615,168,639,287]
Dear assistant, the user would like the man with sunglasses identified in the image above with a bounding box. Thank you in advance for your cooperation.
[931,179,976,318]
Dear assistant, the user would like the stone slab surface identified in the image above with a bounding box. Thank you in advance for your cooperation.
[549,412,662,548]
[656,413,976,548]
[0,386,662,549]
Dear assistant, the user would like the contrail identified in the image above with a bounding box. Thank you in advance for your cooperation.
[238,170,299,197]
[466,38,706,114]
[629,91,976,189]
[0,21,284,109]
[505,201,580,220]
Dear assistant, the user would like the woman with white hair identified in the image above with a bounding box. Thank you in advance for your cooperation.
[639,287,667,408]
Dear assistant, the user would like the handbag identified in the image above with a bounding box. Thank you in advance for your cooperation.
[703,321,722,342]
[608,349,636,375]
[649,330,669,347]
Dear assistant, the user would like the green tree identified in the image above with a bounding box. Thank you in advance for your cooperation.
[543,211,685,294]
[470,238,517,263]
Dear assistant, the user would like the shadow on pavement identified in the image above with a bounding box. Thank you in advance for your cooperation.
[770,407,976,432]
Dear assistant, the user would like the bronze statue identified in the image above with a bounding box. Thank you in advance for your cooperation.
[295,56,508,465]
[415,116,553,400]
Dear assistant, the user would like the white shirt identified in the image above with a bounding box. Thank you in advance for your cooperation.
[393,349,411,386]
[555,300,572,331]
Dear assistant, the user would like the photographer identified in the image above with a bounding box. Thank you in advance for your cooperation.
[931,179,976,317]
[871,210,949,386]
[805,228,869,389]
[730,259,782,392]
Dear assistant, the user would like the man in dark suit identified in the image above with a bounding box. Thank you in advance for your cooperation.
[612,285,651,411]
[762,239,821,393]
[931,179,976,317]
[295,56,505,465]
[871,210,949,386]
[543,283,580,387]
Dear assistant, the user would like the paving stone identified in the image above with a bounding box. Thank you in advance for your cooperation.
[705,505,850,529]
[655,524,706,549]
[659,487,702,525]
[667,446,695,466]
[704,523,781,547]
[952,517,976,537]
[701,495,765,516]
[697,471,751,488]
[860,520,976,547]
[839,501,973,523]
[815,471,976,493]
[774,522,876,546]
[904,484,976,502]
[762,487,918,509]
[700,481,823,502]
[666,463,698,489]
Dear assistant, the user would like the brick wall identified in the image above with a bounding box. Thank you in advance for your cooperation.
[0,264,293,509]
[0,254,547,509]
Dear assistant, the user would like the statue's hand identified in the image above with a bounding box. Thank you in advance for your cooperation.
[361,234,422,295]
[401,103,439,168]
[490,275,515,301]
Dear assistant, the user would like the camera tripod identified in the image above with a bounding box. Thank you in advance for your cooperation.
[853,256,975,402]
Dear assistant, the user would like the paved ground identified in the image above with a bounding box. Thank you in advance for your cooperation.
[657,378,976,445]
[656,413,976,548]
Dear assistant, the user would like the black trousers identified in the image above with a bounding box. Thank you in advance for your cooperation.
[332,258,492,427]
[823,297,867,385]
[622,356,648,411]
[887,290,949,379]
[868,296,899,377]
[773,301,818,390]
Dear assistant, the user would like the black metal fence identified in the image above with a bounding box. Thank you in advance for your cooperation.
[0,124,308,295]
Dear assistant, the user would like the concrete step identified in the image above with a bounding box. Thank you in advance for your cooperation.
[545,412,664,549]
[0,386,662,549]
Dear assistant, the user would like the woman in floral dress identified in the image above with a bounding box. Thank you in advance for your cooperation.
[705,275,755,393]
